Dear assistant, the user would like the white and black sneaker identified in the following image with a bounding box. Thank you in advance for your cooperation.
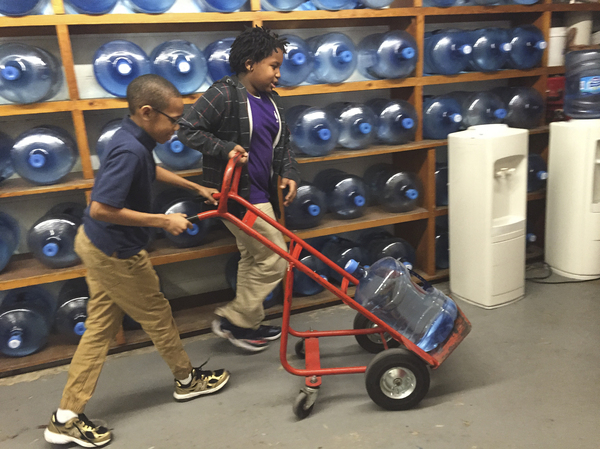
[212,318,269,352]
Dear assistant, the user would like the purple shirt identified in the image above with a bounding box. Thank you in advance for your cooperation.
[247,93,280,204]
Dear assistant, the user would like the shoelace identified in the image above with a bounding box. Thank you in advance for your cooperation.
[74,414,107,448]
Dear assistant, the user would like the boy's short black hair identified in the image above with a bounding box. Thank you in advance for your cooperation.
[126,74,181,115]
[229,26,287,75]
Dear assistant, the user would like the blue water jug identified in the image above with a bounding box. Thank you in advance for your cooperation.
[195,0,247,12]
[123,0,176,13]
[326,102,377,150]
[422,0,456,6]
[55,278,88,340]
[154,134,202,170]
[0,211,19,273]
[225,253,282,308]
[284,181,326,230]
[469,28,512,72]
[93,40,151,98]
[564,50,600,119]
[506,26,546,70]
[422,96,463,139]
[311,0,358,9]
[0,43,63,104]
[347,257,457,352]
[527,153,547,193]
[505,0,538,5]
[435,163,448,207]
[151,40,207,95]
[96,119,122,164]
[358,229,416,267]
[64,0,118,14]
[306,33,357,84]
[27,202,83,268]
[366,98,417,145]
[493,87,544,129]
[293,252,328,296]
[321,236,363,283]
[285,105,339,156]
[279,34,314,86]
[204,37,235,83]
[313,168,368,219]
[0,131,14,184]
[424,30,473,75]
[0,286,55,357]
[360,0,394,6]
[450,91,507,128]
[11,126,78,185]
[0,0,46,15]
[296,0,317,8]
[155,189,211,248]
[262,0,306,10]
[364,163,422,213]
[357,31,417,80]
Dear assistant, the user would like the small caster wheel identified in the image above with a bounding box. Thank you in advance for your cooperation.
[353,312,400,354]
[292,387,318,419]
[365,348,430,411]
[294,339,305,359]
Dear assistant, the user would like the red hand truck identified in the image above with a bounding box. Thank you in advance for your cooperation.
[188,154,472,419]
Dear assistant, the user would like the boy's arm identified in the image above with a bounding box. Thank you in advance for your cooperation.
[155,166,218,205]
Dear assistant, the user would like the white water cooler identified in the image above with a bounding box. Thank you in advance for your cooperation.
[545,119,600,280]
[448,124,528,309]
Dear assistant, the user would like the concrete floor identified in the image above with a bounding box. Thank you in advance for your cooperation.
[1,271,599,449]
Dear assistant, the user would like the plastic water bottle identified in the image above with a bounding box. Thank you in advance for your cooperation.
[204,38,235,83]
[195,0,247,12]
[565,50,600,119]
[0,211,19,273]
[321,236,363,283]
[262,0,306,10]
[435,163,448,207]
[155,189,210,248]
[11,126,78,185]
[0,131,14,184]
[424,30,473,75]
[450,91,507,128]
[422,96,463,139]
[346,257,457,351]
[357,31,417,80]
[96,119,122,164]
[293,252,328,296]
[313,168,368,219]
[154,134,202,170]
[279,34,314,86]
[469,28,512,72]
[364,163,422,213]
[0,0,47,15]
[151,40,207,95]
[285,105,339,157]
[506,26,546,70]
[306,33,357,84]
[311,0,358,9]
[55,278,88,340]
[358,229,416,267]
[366,98,417,145]
[123,0,176,13]
[505,0,538,6]
[93,40,151,98]
[493,87,544,129]
[527,153,548,192]
[296,0,317,8]
[325,102,377,150]
[64,0,118,14]
[0,286,55,357]
[27,202,84,268]
[284,181,326,230]
[0,43,63,104]
[360,0,394,6]
[423,0,456,6]
[225,253,282,308]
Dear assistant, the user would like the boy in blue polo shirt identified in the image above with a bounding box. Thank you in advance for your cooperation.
[44,75,230,448]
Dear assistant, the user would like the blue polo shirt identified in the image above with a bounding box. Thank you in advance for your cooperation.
[83,117,156,259]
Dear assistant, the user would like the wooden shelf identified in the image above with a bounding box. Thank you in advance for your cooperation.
[527,190,546,201]
[0,173,93,199]
[0,100,73,117]
[421,67,547,85]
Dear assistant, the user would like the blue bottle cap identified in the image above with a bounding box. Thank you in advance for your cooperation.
[358,122,372,134]
[74,321,86,336]
[537,171,548,180]
[344,259,359,274]
[187,223,200,236]
[170,140,184,153]
[8,332,22,349]
[317,128,331,141]
[450,113,462,123]
[401,47,415,59]
[406,188,419,200]
[291,52,306,66]
[115,58,133,76]
[43,242,60,257]
[353,194,365,207]
[460,45,472,55]
[339,50,353,64]
[319,274,328,281]
[501,43,512,53]
[307,204,320,216]
[402,117,414,129]
[535,41,547,50]
[28,151,47,168]
[494,108,507,119]
[1,65,21,81]
[175,55,191,74]
[526,233,537,243]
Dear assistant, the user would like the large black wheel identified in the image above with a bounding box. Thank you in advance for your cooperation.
[353,312,400,354]
[365,348,430,411]
[293,391,314,419]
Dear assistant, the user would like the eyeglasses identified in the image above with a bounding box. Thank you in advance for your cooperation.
[150,107,182,125]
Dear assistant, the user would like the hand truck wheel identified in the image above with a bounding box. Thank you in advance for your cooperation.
[292,386,318,420]
[353,312,400,354]
[365,348,430,411]
[294,339,305,359]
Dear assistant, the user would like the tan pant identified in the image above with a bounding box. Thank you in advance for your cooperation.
[60,227,193,413]
[217,203,288,329]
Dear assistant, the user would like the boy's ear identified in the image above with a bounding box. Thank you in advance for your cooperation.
[138,105,153,121]
[244,58,255,72]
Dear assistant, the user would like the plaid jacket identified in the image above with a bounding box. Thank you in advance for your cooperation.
[177,76,300,218]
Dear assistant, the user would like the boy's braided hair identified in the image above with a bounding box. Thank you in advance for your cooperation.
[229,26,288,75]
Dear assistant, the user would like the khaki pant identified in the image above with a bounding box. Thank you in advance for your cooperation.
[217,203,287,329]
[60,227,193,413]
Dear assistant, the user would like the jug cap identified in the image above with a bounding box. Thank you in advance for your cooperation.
[291,52,306,66]
[28,150,48,168]
[460,45,472,55]
[307,204,321,217]
[501,43,512,53]
[535,41,547,50]
[115,58,133,76]
[175,55,191,73]
[43,242,60,257]
[317,128,331,141]
[526,233,537,243]
[405,188,419,200]
[1,65,21,81]
[8,333,22,349]
[344,259,359,274]
[353,195,365,207]
[401,47,415,59]
[74,321,86,336]
[359,122,372,134]
[494,108,507,119]
[537,171,548,180]
[187,223,200,236]
[402,117,414,129]
[170,140,184,153]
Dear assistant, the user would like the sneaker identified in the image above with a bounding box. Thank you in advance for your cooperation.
[212,318,269,352]
[174,366,230,402]
[44,412,111,448]
[257,324,282,341]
